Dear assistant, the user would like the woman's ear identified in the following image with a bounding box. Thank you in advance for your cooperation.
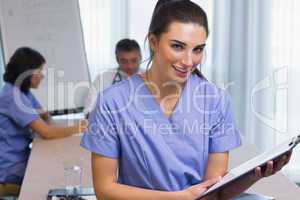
[148,34,158,53]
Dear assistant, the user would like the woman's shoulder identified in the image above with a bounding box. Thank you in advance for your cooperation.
[0,83,21,101]
[0,83,34,109]
[96,75,140,107]
[190,75,231,111]
[191,75,226,96]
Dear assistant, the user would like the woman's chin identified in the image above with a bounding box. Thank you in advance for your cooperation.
[30,84,39,89]
[171,72,191,83]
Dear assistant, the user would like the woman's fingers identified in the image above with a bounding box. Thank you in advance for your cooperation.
[201,176,221,188]
[255,167,262,178]
[264,161,274,176]
[274,151,292,172]
[275,155,287,171]
[186,177,221,199]
[79,119,88,132]
[254,151,293,180]
[285,151,292,165]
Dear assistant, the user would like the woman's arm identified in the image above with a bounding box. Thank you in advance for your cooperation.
[92,153,220,200]
[29,118,86,139]
[204,152,229,180]
[36,109,53,123]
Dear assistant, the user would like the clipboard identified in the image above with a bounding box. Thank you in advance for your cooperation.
[199,135,300,199]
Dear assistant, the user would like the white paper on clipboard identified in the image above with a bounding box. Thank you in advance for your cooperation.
[199,135,300,199]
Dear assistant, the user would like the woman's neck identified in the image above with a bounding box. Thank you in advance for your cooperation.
[143,66,183,101]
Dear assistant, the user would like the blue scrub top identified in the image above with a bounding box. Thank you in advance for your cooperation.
[0,83,40,184]
[81,74,241,191]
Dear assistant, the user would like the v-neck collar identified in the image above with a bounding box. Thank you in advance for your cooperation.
[133,74,193,122]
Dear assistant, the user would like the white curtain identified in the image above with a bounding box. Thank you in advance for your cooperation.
[211,0,274,150]
[0,47,3,87]
[270,0,300,182]
[0,34,4,87]
[78,0,127,81]
[211,0,300,182]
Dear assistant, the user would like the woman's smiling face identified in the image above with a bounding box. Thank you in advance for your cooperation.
[149,21,207,84]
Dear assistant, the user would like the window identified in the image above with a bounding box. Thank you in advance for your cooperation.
[78,0,127,81]
[270,0,300,182]
[193,0,214,79]
[79,1,213,81]
[0,34,4,87]
[0,45,3,87]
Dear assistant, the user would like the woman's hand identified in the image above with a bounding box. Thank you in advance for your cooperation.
[37,109,52,122]
[217,151,293,200]
[253,151,292,180]
[182,176,221,200]
[77,119,88,133]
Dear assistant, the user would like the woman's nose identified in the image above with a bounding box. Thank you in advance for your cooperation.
[181,52,193,67]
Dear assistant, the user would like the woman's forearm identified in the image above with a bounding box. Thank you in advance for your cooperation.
[45,125,79,139]
[30,119,82,139]
[96,182,188,200]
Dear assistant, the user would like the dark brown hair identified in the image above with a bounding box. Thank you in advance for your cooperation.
[147,0,209,79]
[3,47,45,93]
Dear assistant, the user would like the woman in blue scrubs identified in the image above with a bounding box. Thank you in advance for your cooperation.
[81,0,291,199]
[0,47,86,197]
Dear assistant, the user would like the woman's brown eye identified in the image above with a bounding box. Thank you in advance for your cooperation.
[171,44,183,51]
[194,47,204,54]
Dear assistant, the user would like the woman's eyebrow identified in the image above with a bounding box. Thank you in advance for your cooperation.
[170,39,187,46]
[195,44,206,49]
[170,40,206,48]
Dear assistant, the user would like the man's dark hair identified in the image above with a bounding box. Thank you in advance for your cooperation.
[115,39,141,57]
[3,47,45,93]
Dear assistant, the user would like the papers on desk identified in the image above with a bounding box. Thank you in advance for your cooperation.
[74,132,84,137]
[200,135,300,198]
[47,187,96,200]
[52,113,85,120]
[52,196,96,200]
[234,192,274,200]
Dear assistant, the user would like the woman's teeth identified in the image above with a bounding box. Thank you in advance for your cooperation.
[173,65,187,73]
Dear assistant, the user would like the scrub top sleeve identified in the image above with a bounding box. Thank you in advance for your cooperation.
[209,90,241,153]
[27,92,42,109]
[8,93,39,128]
[81,95,120,159]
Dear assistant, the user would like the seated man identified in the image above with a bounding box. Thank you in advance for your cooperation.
[84,38,142,114]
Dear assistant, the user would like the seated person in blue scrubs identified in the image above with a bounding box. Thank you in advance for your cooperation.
[81,0,291,199]
[0,47,86,197]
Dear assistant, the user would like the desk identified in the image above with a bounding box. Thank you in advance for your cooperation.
[19,136,300,200]
[19,136,91,200]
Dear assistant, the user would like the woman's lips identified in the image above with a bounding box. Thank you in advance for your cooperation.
[172,65,188,78]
